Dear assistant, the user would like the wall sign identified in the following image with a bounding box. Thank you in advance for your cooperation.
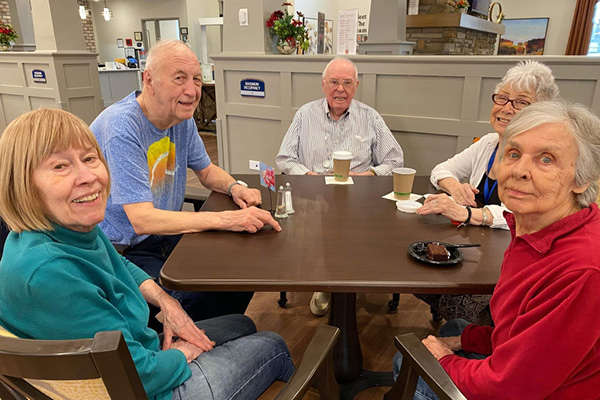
[240,79,265,98]
[32,69,47,84]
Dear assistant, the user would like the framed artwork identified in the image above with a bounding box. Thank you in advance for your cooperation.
[324,19,334,55]
[125,38,133,47]
[305,18,318,55]
[498,18,549,55]
[134,31,143,41]
[116,38,124,48]
[180,27,188,35]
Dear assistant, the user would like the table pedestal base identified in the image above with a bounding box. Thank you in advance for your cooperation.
[330,293,394,399]
[339,370,394,400]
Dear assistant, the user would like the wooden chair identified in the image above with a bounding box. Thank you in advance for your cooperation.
[384,333,466,400]
[0,324,340,400]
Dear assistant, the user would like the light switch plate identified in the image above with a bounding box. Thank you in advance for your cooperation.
[239,8,248,26]
[249,160,260,170]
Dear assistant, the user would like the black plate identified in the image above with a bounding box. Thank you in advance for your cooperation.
[408,241,463,266]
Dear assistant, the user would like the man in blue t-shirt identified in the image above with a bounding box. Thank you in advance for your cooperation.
[91,40,280,331]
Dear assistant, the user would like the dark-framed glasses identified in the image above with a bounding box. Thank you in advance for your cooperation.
[326,79,355,89]
[492,94,531,110]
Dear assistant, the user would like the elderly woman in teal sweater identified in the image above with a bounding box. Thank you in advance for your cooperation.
[0,109,294,400]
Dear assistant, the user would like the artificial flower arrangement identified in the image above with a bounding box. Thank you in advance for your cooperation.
[0,22,18,49]
[452,0,470,10]
[266,2,310,54]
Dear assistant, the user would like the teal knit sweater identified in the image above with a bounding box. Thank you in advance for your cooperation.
[0,224,190,400]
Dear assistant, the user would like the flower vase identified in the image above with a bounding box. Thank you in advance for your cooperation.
[276,42,298,55]
[0,44,12,51]
[458,7,467,14]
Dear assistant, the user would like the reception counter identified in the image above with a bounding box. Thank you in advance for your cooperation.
[98,68,142,108]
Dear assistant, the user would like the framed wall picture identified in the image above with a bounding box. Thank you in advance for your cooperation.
[498,18,549,55]
[117,38,124,48]
[125,38,133,47]
[324,19,334,55]
[180,27,188,35]
[134,31,143,41]
[305,17,318,55]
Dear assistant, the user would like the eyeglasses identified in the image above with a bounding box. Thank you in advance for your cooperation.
[492,94,532,110]
[326,79,355,89]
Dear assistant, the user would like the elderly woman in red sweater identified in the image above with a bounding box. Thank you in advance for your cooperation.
[394,100,600,399]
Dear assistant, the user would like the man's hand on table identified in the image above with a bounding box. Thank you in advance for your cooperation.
[350,171,374,176]
[422,335,456,360]
[221,207,282,233]
[306,171,319,175]
[230,184,262,209]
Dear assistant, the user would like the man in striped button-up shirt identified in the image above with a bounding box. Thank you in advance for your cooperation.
[276,57,404,177]
[276,57,404,316]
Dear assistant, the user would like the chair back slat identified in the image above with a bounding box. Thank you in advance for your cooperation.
[0,330,148,400]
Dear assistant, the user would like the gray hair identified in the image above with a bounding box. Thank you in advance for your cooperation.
[322,57,358,81]
[502,100,600,208]
[495,61,559,101]
[145,39,196,77]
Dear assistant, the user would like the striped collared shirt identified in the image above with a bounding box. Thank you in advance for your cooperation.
[276,98,403,175]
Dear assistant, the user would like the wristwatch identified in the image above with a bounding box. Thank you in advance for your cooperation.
[227,180,248,196]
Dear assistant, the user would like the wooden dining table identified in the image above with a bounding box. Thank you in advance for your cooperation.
[160,174,511,399]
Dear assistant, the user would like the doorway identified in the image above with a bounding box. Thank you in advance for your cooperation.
[142,18,180,50]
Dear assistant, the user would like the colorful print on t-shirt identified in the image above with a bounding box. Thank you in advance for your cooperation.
[147,136,176,191]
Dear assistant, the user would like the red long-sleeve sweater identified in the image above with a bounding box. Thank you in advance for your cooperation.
[440,204,600,399]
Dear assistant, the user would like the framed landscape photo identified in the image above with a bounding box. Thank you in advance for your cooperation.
[498,18,549,55]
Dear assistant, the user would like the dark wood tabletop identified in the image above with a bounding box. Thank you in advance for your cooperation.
[161,175,511,295]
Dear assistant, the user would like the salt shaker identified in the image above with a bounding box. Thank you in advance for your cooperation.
[284,182,295,214]
[274,186,288,218]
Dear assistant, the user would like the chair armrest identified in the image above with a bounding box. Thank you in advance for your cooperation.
[384,333,466,400]
[274,325,340,400]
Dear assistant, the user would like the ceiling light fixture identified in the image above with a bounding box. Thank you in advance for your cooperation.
[79,5,87,20]
[101,0,112,21]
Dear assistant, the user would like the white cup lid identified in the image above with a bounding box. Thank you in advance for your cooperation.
[393,167,416,175]
[332,151,353,160]
[396,200,421,213]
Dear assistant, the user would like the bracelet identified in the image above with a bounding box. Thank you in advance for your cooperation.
[227,181,240,196]
[458,206,472,228]
[482,207,488,226]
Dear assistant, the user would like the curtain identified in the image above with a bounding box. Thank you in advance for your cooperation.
[565,0,599,55]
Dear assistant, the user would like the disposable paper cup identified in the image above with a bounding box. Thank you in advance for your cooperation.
[333,151,352,182]
[393,167,416,200]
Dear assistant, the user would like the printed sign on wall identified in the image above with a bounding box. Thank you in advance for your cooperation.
[240,79,265,98]
[32,69,47,84]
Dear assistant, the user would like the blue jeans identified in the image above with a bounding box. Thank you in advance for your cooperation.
[125,234,254,332]
[392,319,488,400]
[171,314,295,400]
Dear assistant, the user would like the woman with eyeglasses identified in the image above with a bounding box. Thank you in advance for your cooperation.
[417,61,559,231]
[415,61,559,325]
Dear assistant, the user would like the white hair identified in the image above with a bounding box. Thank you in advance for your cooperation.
[495,61,559,101]
[322,57,358,81]
[502,100,600,208]
[145,39,196,76]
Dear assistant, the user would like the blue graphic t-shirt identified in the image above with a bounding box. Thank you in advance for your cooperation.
[91,91,211,246]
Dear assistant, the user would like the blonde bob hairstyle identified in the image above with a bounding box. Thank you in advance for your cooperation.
[0,108,110,233]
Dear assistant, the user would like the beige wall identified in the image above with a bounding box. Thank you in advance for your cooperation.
[212,54,600,177]
[0,52,103,132]
[90,0,188,63]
